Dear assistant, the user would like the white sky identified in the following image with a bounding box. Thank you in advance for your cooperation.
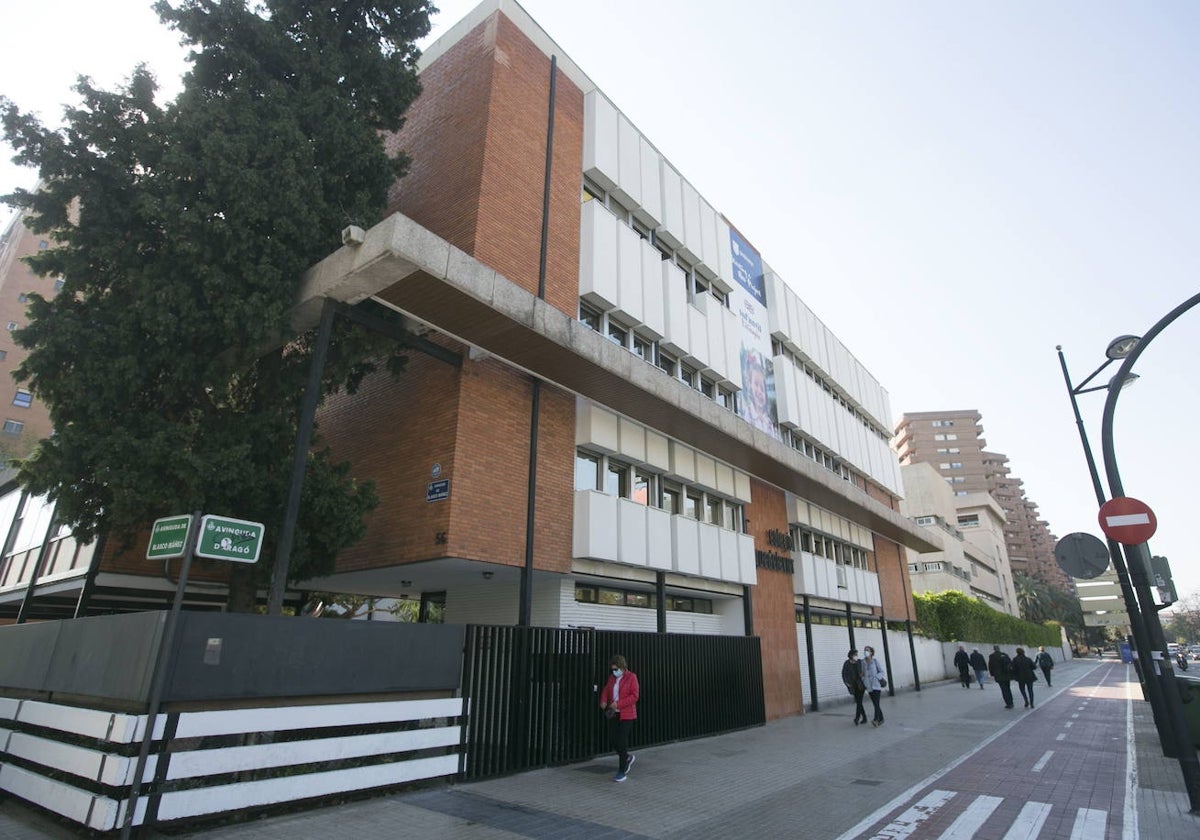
[2,1,1198,604]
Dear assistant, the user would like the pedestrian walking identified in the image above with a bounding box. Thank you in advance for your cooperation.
[988,645,1015,709]
[599,655,639,782]
[954,644,971,688]
[1011,647,1037,708]
[1035,646,1054,686]
[861,645,886,726]
[842,649,868,725]
[969,648,988,689]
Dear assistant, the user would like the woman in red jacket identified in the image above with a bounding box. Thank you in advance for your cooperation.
[599,654,639,782]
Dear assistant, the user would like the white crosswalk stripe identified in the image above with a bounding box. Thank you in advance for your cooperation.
[865,793,1108,840]
[1070,808,1107,840]
[867,790,957,839]
[1002,801,1052,840]
[938,795,1002,838]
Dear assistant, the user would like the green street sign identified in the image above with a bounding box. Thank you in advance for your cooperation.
[146,515,193,560]
[195,515,265,564]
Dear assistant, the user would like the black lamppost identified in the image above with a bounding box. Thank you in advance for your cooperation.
[1056,340,1170,747]
[1098,290,1200,813]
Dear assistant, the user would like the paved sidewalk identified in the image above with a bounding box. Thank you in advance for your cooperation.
[1,658,1196,838]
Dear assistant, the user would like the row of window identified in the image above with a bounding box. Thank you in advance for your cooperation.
[575,449,745,531]
[583,178,730,311]
[574,584,714,613]
[938,462,963,469]
[771,340,891,444]
[579,301,738,411]
[933,433,958,441]
[2,420,24,436]
[795,611,882,628]
[788,525,871,570]
[930,419,955,427]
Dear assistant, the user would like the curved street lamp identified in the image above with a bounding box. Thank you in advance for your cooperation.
[1099,290,1200,813]
[1056,342,1169,748]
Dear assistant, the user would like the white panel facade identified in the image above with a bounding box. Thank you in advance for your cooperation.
[679,179,703,262]
[615,113,641,207]
[582,91,619,191]
[617,499,649,568]
[705,302,726,381]
[659,261,690,356]
[718,529,741,583]
[715,217,733,286]
[797,623,854,710]
[698,199,719,272]
[639,243,665,340]
[638,137,662,225]
[613,222,643,325]
[668,441,696,482]
[687,305,709,368]
[578,200,618,310]
[671,516,701,575]
[773,356,800,429]
[722,306,741,385]
[646,507,673,571]
[697,522,722,579]
[658,162,684,249]
[694,454,718,492]
[573,490,618,561]
[576,401,619,452]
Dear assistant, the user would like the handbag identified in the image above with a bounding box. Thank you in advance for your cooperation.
[604,707,617,719]
[879,678,887,688]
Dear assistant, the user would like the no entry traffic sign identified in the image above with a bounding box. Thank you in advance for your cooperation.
[1098,496,1157,545]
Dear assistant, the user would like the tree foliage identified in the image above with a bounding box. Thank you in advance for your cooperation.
[1164,592,1200,644]
[0,0,434,607]
[914,590,1061,648]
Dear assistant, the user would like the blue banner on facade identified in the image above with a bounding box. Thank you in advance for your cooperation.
[729,227,766,306]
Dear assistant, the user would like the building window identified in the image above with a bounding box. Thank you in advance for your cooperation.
[54,278,65,292]
[579,301,602,331]
[6,323,16,332]
[17,293,28,303]
[0,350,7,361]
[683,490,702,520]
[575,584,712,614]
[632,470,653,506]
[657,350,678,377]
[931,420,954,427]
[1,420,23,436]
[606,319,628,348]
[12,390,32,409]
[957,514,980,527]
[706,496,722,525]
[37,240,49,250]
[632,334,651,361]
[604,460,630,497]
[680,364,696,388]
[575,451,601,491]
[660,482,682,514]
[915,515,937,526]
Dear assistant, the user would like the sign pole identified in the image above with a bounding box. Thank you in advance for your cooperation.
[120,511,201,839]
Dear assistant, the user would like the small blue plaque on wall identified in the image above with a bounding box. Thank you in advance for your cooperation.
[427,479,450,502]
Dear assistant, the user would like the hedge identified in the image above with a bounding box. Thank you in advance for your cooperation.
[913,590,1060,647]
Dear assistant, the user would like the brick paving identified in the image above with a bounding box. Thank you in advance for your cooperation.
[1,658,1197,838]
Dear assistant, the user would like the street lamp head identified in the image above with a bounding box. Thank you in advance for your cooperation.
[1105,334,1140,360]
[1109,372,1140,391]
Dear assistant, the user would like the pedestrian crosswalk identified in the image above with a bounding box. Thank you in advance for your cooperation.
[864,790,1110,840]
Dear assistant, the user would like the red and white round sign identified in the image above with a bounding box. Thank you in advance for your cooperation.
[1097,496,1157,545]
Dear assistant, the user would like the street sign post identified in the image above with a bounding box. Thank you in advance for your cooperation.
[195,515,266,564]
[146,515,193,560]
[1097,496,1157,545]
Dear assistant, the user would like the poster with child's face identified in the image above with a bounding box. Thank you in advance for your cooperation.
[729,228,778,438]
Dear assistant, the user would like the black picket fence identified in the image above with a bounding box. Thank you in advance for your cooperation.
[460,625,765,779]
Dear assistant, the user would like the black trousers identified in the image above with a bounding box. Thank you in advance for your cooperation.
[1017,679,1035,707]
[852,689,867,722]
[1040,665,1053,686]
[998,680,1014,707]
[608,718,633,770]
[869,689,883,722]
[958,667,971,687]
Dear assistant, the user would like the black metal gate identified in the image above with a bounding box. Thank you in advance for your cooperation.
[461,625,765,779]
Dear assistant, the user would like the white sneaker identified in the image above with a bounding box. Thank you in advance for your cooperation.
[624,754,635,775]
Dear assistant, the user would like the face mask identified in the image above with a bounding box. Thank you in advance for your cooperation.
[612,668,622,677]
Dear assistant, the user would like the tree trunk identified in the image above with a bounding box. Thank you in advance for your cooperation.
[226,564,259,613]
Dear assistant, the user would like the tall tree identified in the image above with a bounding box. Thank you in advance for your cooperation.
[0,0,434,609]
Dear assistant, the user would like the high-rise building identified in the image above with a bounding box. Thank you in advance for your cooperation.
[0,213,55,460]
[894,410,1072,593]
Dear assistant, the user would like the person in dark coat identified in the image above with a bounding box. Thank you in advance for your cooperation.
[1011,647,1038,708]
[953,644,972,688]
[988,645,1015,709]
[1035,646,1055,686]
[842,649,867,725]
[969,648,988,689]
